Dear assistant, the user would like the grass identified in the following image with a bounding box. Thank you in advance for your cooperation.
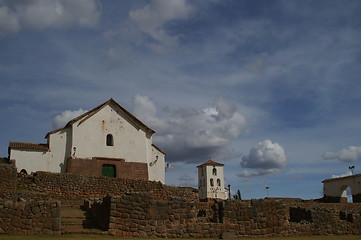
[0,235,360,240]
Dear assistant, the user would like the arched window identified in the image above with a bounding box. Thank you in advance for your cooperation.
[217,179,221,187]
[213,167,217,176]
[106,134,114,146]
[210,178,214,186]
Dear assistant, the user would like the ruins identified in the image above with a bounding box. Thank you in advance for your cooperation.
[1,162,361,237]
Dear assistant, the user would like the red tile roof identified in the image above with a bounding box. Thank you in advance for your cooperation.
[197,160,224,167]
[9,142,49,151]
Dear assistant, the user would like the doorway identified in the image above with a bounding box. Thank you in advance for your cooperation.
[102,164,116,178]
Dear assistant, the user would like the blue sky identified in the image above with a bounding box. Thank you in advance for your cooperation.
[1,0,361,200]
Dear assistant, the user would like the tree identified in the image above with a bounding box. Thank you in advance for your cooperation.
[233,189,242,200]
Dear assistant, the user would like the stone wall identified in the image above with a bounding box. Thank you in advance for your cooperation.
[103,193,361,238]
[107,192,289,238]
[287,202,361,235]
[0,163,17,191]
[0,198,61,235]
[21,171,198,200]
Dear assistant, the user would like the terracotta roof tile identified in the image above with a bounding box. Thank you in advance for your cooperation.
[9,142,49,151]
[197,160,224,167]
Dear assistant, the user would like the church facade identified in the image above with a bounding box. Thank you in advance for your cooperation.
[8,98,166,183]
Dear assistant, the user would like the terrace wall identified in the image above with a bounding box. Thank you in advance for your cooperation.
[20,171,198,200]
[103,192,361,238]
[0,163,17,191]
[0,197,61,235]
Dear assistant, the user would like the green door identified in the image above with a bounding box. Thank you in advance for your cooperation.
[102,164,116,178]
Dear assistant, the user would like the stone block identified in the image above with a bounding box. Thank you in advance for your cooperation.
[52,218,61,231]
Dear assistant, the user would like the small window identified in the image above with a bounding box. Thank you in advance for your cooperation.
[210,178,214,186]
[217,179,221,187]
[213,167,217,176]
[106,134,114,146]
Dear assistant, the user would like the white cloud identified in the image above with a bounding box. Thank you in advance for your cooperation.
[52,108,87,129]
[129,0,195,49]
[239,140,287,177]
[133,95,157,122]
[133,95,248,163]
[0,0,100,34]
[331,171,352,179]
[323,146,361,162]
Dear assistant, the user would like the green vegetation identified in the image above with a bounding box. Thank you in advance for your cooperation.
[233,189,242,200]
[0,235,360,240]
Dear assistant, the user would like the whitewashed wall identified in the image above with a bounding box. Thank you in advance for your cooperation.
[198,164,227,200]
[10,101,165,183]
[71,104,151,162]
[323,174,361,197]
[149,146,165,183]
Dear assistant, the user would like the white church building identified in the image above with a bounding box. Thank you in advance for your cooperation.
[197,160,227,200]
[8,98,166,183]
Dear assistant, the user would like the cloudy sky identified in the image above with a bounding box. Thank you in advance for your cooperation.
[1,0,360,200]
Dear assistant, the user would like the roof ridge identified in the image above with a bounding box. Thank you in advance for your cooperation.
[45,98,155,138]
[197,160,224,167]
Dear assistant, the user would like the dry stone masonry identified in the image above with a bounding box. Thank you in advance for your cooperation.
[0,163,17,191]
[21,171,197,200]
[0,198,61,235]
[106,193,290,238]
[0,164,361,237]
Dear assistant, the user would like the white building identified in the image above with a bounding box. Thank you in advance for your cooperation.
[197,160,227,200]
[8,98,166,183]
[322,174,361,203]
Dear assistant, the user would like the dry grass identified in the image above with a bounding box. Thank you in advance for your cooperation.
[0,235,360,240]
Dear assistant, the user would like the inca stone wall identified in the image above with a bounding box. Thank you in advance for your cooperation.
[0,198,61,235]
[0,163,17,191]
[107,192,289,238]
[20,171,198,200]
[1,166,361,237]
[287,202,361,235]
[103,192,361,238]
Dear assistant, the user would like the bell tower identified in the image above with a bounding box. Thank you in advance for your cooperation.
[197,160,227,199]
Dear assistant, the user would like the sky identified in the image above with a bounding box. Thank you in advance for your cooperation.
[1,0,361,200]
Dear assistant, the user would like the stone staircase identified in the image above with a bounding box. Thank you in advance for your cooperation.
[60,199,108,235]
